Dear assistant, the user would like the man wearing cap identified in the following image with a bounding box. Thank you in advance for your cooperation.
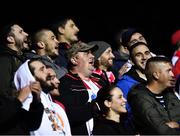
[88,41,115,85]
[171,30,180,78]
[54,41,102,135]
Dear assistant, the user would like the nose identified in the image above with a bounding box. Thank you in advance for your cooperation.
[75,26,79,32]
[170,70,175,77]
[55,38,59,46]
[123,97,127,103]
[89,52,95,59]
[24,31,28,36]
[55,78,60,84]
[111,52,115,58]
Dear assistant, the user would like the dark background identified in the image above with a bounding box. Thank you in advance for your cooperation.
[0,1,179,58]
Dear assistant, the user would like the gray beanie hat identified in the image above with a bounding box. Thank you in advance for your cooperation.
[88,41,111,60]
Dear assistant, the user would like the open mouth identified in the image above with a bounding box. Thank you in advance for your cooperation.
[89,60,94,65]
[121,103,126,108]
[55,46,59,50]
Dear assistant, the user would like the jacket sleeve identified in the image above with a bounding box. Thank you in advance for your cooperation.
[0,56,15,95]
[22,98,44,131]
[128,92,180,135]
[0,96,22,126]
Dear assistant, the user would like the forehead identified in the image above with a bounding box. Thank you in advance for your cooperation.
[76,51,87,56]
[106,47,112,52]
[44,30,55,37]
[111,87,123,95]
[41,31,56,42]
[132,44,150,54]
[11,24,23,31]
[159,62,172,69]
[47,68,56,75]
[65,19,75,27]
[130,32,143,40]
[31,61,45,69]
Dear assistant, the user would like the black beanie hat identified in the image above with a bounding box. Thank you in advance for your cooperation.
[88,41,111,60]
[121,28,140,47]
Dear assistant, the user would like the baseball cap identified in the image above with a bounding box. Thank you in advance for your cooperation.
[67,41,98,59]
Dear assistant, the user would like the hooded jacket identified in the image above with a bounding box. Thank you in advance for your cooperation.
[14,60,71,136]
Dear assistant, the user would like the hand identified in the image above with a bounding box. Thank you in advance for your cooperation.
[17,85,31,102]
[30,81,42,101]
[118,63,130,78]
[165,121,180,129]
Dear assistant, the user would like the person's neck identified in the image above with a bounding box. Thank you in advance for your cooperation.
[78,73,90,81]
[58,35,70,45]
[146,82,164,94]
[99,65,108,72]
[70,69,90,81]
[135,69,147,81]
[106,111,120,123]
[7,44,21,54]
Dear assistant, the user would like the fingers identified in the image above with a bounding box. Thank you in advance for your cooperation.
[30,81,42,94]
[118,63,130,77]
[165,121,180,128]
[17,85,31,102]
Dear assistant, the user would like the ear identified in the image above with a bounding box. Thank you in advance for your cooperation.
[58,26,65,34]
[153,72,159,80]
[70,57,78,65]
[104,100,111,108]
[37,41,45,49]
[7,36,15,43]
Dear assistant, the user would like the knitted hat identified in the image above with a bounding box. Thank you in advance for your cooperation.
[121,28,140,47]
[88,41,111,60]
[171,30,180,45]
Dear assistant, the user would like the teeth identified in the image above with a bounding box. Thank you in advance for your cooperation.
[121,104,126,108]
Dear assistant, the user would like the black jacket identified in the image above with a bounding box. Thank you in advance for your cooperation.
[55,72,102,135]
[93,118,132,135]
[0,47,25,96]
[55,42,70,72]
[0,95,44,135]
[128,84,180,135]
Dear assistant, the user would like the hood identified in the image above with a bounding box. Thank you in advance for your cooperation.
[14,59,36,91]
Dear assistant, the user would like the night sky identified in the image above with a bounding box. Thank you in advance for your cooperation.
[0,1,179,58]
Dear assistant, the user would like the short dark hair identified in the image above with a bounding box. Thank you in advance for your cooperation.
[31,28,50,50]
[51,17,72,37]
[129,42,148,59]
[145,56,171,82]
[0,23,16,45]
